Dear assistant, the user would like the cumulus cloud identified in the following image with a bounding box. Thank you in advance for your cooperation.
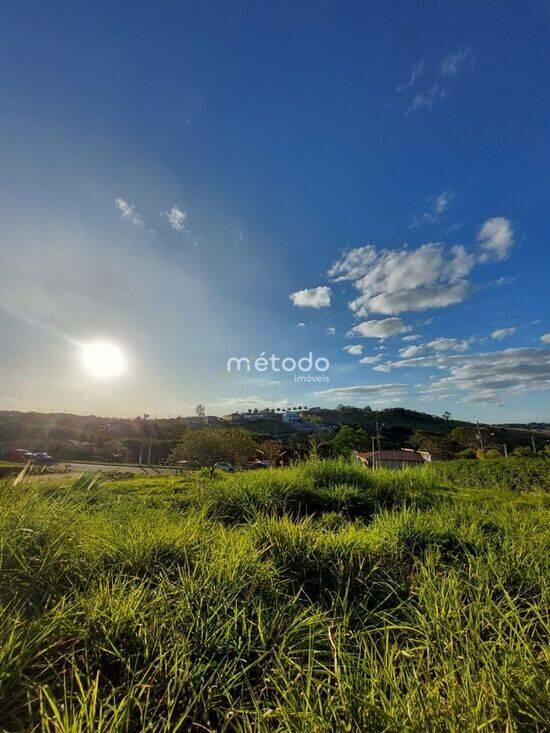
[440,47,476,76]
[359,355,382,364]
[371,347,550,405]
[398,337,469,359]
[329,243,474,317]
[326,327,336,335]
[399,344,423,358]
[343,344,363,355]
[492,327,516,341]
[402,334,421,342]
[290,286,331,308]
[540,333,550,344]
[348,317,411,339]
[115,198,143,226]
[163,206,188,232]
[478,217,514,262]
[296,322,306,328]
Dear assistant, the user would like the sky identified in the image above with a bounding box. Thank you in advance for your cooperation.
[0,0,549,422]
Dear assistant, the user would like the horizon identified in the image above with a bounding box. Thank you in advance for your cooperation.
[1,2,549,423]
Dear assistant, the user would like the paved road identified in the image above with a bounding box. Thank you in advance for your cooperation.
[55,462,180,476]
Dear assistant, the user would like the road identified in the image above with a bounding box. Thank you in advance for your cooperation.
[54,461,181,476]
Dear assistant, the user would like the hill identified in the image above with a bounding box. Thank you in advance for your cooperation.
[1,408,547,463]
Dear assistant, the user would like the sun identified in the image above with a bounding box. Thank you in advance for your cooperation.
[80,341,126,379]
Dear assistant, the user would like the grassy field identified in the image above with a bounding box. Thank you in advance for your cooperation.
[0,460,548,731]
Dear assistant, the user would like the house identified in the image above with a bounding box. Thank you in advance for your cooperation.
[282,411,301,425]
[221,413,244,423]
[355,448,430,469]
[183,416,219,429]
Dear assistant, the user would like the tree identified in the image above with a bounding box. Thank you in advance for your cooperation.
[195,404,206,418]
[330,426,371,457]
[258,440,283,466]
[170,427,256,475]
[442,411,451,421]
[410,430,457,460]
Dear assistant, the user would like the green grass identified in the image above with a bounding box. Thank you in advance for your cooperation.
[422,457,550,492]
[0,459,548,731]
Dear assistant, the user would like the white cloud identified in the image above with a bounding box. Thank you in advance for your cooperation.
[313,383,407,400]
[326,326,336,335]
[411,191,453,227]
[371,347,550,405]
[397,60,425,92]
[360,280,470,316]
[399,344,423,358]
[426,337,470,352]
[163,206,187,232]
[330,243,474,318]
[399,337,469,359]
[348,317,411,339]
[440,48,476,77]
[540,333,550,344]
[296,322,306,328]
[343,344,363,355]
[405,85,447,115]
[115,198,143,226]
[359,355,382,364]
[478,217,514,263]
[492,327,516,341]
[290,286,331,308]
[402,334,421,342]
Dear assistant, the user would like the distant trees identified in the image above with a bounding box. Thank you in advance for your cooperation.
[170,427,256,475]
[410,431,457,460]
[195,404,206,418]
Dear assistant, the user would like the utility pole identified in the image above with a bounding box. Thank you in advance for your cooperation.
[476,421,484,452]
[147,419,154,465]
[138,413,150,465]
[375,420,383,469]
[530,431,536,454]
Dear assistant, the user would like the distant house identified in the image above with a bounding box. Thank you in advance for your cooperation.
[183,416,219,429]
[282,411,301,425]
[221,413,244,423]
[355,448,430,469]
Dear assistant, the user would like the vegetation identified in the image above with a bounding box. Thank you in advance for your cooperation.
[0,458,548,730]
[424,457,550,492]
[170,426,256,474]
[1,408,548,464]
[329,425,372,457]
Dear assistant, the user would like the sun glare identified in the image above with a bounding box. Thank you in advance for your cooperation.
[80,341,126,379]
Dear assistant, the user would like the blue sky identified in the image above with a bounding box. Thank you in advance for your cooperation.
[0,0,549,421]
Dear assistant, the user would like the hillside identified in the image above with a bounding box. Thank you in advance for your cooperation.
[1,408,546,462]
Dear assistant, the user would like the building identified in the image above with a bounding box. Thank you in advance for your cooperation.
[183,416,219,429]
[355,448,430,469]
[282,411,301,425]
[221,413,244,423]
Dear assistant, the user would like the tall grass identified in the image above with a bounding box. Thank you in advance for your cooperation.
[0,459,548,730]
[423,456,550,492]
